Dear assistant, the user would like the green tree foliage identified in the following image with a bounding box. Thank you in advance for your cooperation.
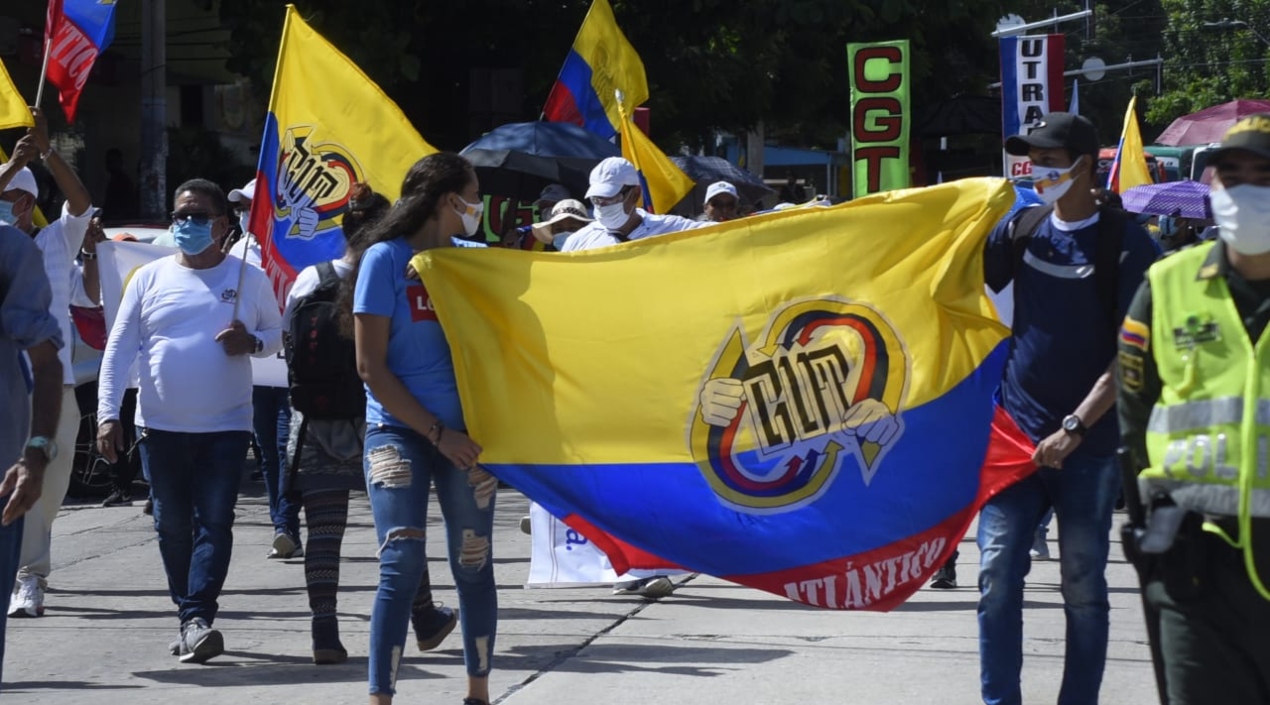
[1148,0,1270,126]
[216,0,1027,151]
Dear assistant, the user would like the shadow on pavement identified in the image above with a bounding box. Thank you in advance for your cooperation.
[501,642,795,676]
[131,653,442,688]
[6,681,146,692]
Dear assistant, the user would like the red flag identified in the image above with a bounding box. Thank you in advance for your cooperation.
[43,0,118,122]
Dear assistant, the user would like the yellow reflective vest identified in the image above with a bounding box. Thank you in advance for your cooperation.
[1142,242,1270,519]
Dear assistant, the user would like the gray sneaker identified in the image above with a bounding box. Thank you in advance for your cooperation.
[267,531,303,559]
[613,576,675,599]
[178,617,224,664]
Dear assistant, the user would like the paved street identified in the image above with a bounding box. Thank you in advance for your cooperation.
[5,485,1161,704]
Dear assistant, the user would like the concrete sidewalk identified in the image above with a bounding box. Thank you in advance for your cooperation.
[5,488,1160,704]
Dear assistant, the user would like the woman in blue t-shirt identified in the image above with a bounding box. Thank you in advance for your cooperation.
[345,153,497,705]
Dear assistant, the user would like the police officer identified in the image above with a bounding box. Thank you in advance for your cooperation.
[1118,114,1270,704]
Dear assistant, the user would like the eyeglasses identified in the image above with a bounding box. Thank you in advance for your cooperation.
[590,186,633,207]
[170,211,218,226]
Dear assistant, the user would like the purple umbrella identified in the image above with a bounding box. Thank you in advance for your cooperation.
[1156,99,1270,146]
[1121,180,1212,219]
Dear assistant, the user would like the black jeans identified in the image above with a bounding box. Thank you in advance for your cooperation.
[1146,518,1270,705]
[110,389,142,491]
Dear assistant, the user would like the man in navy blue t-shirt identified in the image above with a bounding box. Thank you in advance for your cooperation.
[976,113,1159,705]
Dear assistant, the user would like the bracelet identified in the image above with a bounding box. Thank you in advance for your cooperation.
[40,147,54,161]
[79,248,97,261]
[427,420,445,446]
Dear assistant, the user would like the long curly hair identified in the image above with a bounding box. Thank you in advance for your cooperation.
[337,153,474,337]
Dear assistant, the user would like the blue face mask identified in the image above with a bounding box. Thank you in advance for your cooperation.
[552,231,574,251]
[171,218,216,255]
[0,201,17,225]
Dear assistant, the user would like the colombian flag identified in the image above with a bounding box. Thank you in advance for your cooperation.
[251,5,436,302]
[542,0,648,141]
[1107,95,1153,193]
[415,178,1033,610]
[617,98,694,213]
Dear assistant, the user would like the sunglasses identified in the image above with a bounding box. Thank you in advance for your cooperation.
[590,186,634,207]
[170,211,219,226]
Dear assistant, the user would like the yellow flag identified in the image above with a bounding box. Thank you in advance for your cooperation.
[618,100,694,213]
[1112,95,1152,193]
[253,5,436,298]
[0,58,32,131]
[406,178,1018,609]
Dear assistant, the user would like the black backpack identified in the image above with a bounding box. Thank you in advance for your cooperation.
[1007,204,1127,336]
[286,262,365,420]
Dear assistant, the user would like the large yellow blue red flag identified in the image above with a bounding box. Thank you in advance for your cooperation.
[414,178,1030,610]
[617,96,694,213]
[542,0,648,141]
[1107,95,1153,193]
[0,58,33,131]
[251,5,436,302]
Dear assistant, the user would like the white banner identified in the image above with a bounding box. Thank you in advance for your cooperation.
[526,501,622,587]
[97,242,289,387]
[525,501,689,587]
[98,240,176,331]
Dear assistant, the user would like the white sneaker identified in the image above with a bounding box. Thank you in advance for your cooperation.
[9,575,44,617]
[1030,541,1051,561]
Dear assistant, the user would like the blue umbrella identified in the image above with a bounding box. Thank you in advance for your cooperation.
[461,122,620,200]
[1122,180,1212,219]
[672,156,775,206]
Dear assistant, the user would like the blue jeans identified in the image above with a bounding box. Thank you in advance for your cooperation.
[253,386,299,539]
[0,514,22,688]
[364,425,498,696]
[139,429,250,625]
[977,451,1121,705]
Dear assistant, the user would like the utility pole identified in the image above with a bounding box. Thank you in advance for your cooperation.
[140,0,166,220]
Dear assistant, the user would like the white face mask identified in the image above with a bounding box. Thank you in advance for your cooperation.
[552,231,574,250]
[455,197,484,238]
[595,201,631,231]
[1212,184,1270,255]
[1031,157,1083,206]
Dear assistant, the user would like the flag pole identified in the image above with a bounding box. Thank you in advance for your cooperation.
[34,23,52,108]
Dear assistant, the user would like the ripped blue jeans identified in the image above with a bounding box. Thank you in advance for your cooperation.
[363,424,498,696]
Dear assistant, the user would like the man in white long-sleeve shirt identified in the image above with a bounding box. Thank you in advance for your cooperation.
[0,107,95,620]
[96,179,283,664]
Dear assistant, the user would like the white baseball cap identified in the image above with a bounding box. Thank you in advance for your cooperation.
[585,157,640,200]
[704,181,738,205]
[531,199,593,243]
[2,167,38,200]
[228,178,257,204]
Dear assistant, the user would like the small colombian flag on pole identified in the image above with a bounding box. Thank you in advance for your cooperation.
[1107,95,1153,193]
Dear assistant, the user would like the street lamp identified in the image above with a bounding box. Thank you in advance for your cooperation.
[1202,18,1270,47]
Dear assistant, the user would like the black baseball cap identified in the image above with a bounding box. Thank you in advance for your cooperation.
[1005,112,1099,159]
[1211,113,1270,164]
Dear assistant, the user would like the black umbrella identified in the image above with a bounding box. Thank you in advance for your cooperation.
[671,156,774,206]
[460,121,620,201]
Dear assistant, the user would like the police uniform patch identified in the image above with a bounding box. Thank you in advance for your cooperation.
[1118,350,1144,392]
[1172,314,1220,349]
[1120,317,1150,352]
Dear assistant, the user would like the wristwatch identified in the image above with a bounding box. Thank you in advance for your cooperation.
[24,436,58,463]
[79,248,97,261]
[1061,414,1088,437]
